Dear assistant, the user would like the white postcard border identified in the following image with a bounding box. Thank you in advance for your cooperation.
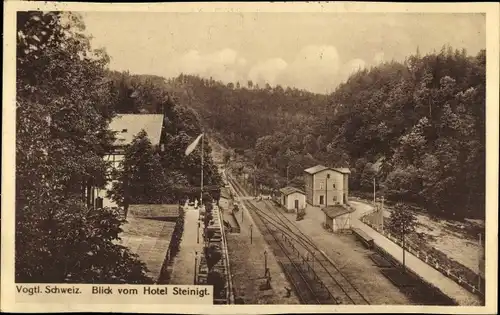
[2,2,498,314]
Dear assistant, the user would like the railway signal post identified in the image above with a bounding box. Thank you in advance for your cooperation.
[197,221,200,244]
[264,250,268,274]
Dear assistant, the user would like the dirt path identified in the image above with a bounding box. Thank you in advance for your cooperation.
[169,207,204,285]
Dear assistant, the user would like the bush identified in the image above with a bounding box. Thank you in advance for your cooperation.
[205,244,222,271]
[204,212,213,229]
[207,271,226,299]
[168,206,185,259]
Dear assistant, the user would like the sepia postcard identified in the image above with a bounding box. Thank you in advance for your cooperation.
[2,1,498,314]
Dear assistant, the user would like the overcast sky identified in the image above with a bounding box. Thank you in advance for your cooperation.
[81,12,485,94]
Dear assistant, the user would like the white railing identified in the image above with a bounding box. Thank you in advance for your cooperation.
[360,215,484,297]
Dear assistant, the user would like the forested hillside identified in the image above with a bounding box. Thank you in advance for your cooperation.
[162,47,485,220]
[321,48,485,219]
[98,47,485,220]
[166,75,330,150]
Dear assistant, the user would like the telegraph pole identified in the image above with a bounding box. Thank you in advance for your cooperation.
[325,174,330,207]
[200,133,204,205]
[197,221,200,243]
[194,251,198,284]
[381,196,385,231]
[264,250,268,274]
[253,165,257,196]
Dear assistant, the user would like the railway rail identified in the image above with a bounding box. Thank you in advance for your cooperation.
[248,200,333,304]
[227,172,370,305]
[228,175,336,304]
[260,200,370,305]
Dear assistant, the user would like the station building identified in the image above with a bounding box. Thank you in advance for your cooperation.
[304,165,350,207]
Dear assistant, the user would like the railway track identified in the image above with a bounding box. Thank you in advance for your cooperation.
[228,176,336,304]
[260,200,370,305]
[227,172,370,305]
[247,200,333,304]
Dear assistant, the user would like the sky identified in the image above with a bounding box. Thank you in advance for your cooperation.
[81,12,485,94]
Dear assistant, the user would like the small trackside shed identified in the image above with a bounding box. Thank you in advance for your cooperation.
[321,205,355,232]
[279,186,306,212]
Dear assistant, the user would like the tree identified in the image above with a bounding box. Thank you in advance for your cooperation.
[202,192,213,206]
[386,203,417,271]
[383,166,421,202]
[204,244,222,271]
[360,163,377,192]
[223,151,231,165]
[204,211,213,230]
[109,130,171,206]
[207,271,226,299]
[16,11,151,283]
[168,207,185,259]
[114,75,137,113]
[303,134,318,154]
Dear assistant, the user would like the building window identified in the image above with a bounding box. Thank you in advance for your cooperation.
[319,195,324,205]
[320,182,324,189]
[333,183,336,189]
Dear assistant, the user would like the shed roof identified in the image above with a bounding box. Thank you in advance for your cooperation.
[333,167,351,174]
[304,165,351,175]
[128,204,180,219]
[109,114,164,146]
[279,186,305,196]
[321,205,355,218]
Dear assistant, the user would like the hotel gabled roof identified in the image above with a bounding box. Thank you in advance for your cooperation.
[109,114,164,147]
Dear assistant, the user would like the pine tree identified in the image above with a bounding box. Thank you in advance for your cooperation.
[109,130,171,205]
